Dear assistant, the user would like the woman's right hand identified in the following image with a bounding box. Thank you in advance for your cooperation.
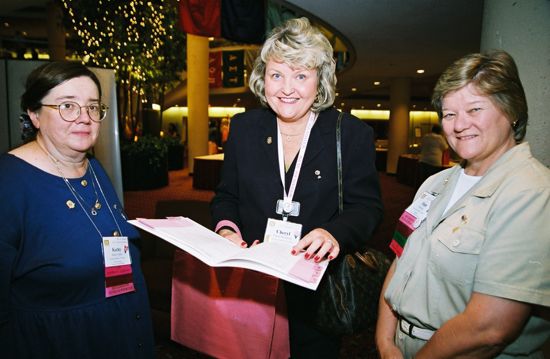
[217,228,248,247]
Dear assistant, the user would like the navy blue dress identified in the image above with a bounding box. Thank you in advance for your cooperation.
[0,154,154,359]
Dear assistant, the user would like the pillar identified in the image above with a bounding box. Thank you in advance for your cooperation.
[186,34,210,173]
[386,78,411,174]
[481,0,550,166]
[47,1,65,61]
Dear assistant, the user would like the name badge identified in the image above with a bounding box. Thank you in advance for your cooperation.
[402,191,437,229]
[264,218,302,246]
[390,192,437,257]
[103,236,136,298]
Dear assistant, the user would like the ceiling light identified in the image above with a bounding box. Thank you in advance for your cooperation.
[376,103,381,108]
[351,87,357,92]
[374,81,380,86]
[416,69,425,74]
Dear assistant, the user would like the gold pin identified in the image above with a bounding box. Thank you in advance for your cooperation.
[66,200,75,209]
[113,230,120,237]
[452,227,460,233]
[267,136,272,144]
[81,179,88,187]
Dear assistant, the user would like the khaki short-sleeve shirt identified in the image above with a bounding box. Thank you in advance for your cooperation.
[385,143,550,358]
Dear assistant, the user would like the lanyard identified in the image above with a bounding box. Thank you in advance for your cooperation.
[277,111,318,209]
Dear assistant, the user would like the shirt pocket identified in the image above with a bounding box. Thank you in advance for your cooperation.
[431,223,485,285]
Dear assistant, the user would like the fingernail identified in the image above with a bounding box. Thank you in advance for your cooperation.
[314,256,320,262]
[304,253,310,259]
[291,249,296,255]
[328,255,334,260]
[240,242,247,247]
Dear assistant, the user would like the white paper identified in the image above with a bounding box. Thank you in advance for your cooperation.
[129,217,329,290]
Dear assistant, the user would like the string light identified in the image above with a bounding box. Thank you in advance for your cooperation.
[62,0,178,85]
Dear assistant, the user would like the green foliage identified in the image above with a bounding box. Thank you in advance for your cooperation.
[162,134,182,147]
[121,135,169,170]
[62,0,186,103]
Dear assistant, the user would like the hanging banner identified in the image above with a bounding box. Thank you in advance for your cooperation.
[178,0,221,37]
[178,0,265,44]
[209,52,222,88]
[222,50,244,88]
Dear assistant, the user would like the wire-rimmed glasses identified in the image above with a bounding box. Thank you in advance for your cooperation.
[41,101,108,122]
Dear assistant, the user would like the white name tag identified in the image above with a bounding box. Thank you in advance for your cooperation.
[264,218,302,246]
[103,236,132,267]
[404,192,437,228]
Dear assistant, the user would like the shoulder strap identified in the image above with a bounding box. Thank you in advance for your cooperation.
[336,112,343,214]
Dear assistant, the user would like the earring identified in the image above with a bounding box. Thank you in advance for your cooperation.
[512,120,518,129]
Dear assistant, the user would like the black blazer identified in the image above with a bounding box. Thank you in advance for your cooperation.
[211,107,383,252]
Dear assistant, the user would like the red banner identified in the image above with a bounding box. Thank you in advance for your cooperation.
[178,0,221,37]
[209,52,222,88]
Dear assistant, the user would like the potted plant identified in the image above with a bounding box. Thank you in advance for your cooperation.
[121,135,169,190]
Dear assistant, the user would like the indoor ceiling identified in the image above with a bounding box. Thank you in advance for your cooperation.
[0,0,485,111]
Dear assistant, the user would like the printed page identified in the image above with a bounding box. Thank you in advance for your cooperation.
[221,242,328,290]
[130,217,242,266]
[129,217,328,290]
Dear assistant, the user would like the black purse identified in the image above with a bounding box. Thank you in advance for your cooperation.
[314,113,391,336]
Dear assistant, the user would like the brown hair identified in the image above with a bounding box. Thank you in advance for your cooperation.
[432,50,528,142]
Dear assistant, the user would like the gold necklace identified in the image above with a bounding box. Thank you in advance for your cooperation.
[37,141,102,215]
[280,132,304,141]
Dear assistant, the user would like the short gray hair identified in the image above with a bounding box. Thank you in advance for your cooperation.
[249,17,336,112]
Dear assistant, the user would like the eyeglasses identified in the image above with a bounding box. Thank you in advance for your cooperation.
[41,101,108,122]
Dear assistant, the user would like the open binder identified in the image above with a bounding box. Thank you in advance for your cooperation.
[129,217,328,290]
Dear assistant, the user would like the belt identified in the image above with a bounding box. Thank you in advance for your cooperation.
[399,318,435,341]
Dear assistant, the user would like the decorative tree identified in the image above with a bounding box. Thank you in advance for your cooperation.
[61,0,186,140]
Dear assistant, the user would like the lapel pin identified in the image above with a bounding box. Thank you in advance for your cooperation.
[66,200,75,209]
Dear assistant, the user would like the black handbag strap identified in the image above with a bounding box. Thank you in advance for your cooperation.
[336,112,344,215]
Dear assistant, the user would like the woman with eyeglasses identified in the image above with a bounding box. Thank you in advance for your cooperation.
[0,61,154,358]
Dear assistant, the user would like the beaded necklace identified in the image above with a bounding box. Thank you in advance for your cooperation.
[37,140,123,237]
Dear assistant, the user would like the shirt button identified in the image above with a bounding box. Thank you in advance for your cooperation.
[392,305,397,311]
[136,314,141,320]
[452,239,460,247]
[138,343,143,348]
[398,333,404,340]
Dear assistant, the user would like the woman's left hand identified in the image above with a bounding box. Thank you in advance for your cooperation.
[291,228,340,262]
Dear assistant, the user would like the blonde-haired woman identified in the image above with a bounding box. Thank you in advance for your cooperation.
[212,17,382,357]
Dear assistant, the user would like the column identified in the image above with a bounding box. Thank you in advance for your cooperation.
[481,0,550,166]
[47,1,65,61]
[186,34,210,173]
[386,78,411,174]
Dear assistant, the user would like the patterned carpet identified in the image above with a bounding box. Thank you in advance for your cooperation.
[124,168,415,358]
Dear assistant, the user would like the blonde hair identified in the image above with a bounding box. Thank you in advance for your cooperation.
[249,17,336,112]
